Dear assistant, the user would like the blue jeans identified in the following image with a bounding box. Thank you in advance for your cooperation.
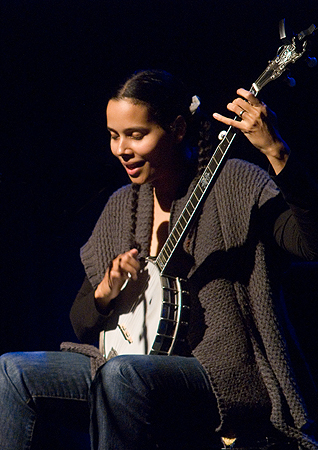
[0,351,91,450]
[0,352,219,450]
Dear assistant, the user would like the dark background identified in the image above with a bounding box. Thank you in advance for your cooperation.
[1,0,318,358]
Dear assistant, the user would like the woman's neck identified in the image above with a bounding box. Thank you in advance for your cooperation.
[152,155,192,212]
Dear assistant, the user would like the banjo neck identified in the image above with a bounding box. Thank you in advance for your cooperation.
[156,20,316,275]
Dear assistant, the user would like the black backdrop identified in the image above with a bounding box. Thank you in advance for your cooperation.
[1,0,318,355]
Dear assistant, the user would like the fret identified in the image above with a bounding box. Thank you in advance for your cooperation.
[187,198,195,211]
[208,158,218,174]
[165,241,175,255]
[183,209,191,222]
[169,233,177,247]
[216,147,226,161]
[156,256,165,272]
[212,154,220,165]
[175,220,184,236]
[219,140,229,152]
[192,189,199,202]
[160,248,169,262]
[192,186,203,201]
[163,243,173,259]
[164,238,173,252]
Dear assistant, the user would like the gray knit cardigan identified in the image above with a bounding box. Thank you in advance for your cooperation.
[80,158,318,449]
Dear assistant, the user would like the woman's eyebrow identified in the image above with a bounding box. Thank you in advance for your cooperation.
[107,127,148,133]
[107,127,117,133]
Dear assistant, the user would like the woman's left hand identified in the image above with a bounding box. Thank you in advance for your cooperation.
[213,88,290,174]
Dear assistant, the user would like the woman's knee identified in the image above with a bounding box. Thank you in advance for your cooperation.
[98,355,143,384]
[0,352,27,382]
[0,352,39,408]
[95,355,152,400]
[0,351,55,397]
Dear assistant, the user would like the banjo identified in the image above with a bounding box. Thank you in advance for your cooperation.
[100,20,316,360]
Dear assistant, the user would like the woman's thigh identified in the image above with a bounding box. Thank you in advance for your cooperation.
[0,351,92,449]
[92,354,220,450]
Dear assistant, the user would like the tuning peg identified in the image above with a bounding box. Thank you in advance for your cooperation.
[218,130,227,141]
[279,18,293,44]
[305,56,317,68]
[284,74,296,87]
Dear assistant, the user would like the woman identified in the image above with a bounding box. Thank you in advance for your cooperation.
[1,70,318,450]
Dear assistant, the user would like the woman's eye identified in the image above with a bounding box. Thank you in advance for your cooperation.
[110,134,118,140]
[131,133,144,140]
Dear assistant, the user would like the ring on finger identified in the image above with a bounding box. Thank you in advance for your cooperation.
[239,109,246,118]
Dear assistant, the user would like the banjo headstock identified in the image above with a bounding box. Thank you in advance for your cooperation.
[251,20,317,96]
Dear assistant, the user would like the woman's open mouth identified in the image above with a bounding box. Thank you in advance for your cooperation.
[124,161,144,177]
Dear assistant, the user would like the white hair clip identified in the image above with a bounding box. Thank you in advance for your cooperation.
[189,95,200,115]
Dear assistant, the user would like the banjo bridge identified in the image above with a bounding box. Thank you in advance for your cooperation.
[118,324,133,344]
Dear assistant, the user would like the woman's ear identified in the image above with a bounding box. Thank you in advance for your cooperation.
[171,116,187,143]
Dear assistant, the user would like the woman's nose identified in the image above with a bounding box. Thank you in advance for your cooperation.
[116,137,130,156]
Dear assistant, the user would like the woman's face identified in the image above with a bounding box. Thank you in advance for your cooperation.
[106,99,180,185]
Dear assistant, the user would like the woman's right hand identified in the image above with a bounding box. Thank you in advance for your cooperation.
[94,248,140,311]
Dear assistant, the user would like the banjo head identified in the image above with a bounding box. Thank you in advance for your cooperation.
[100,258,189,359]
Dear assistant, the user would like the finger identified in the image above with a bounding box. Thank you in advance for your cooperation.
[119,251,140,281]
[108,263,127,293]
[110,255,126,278]
[228,101,250,119]
[236,88,260,107]
[233,97,261,118]
[238,108,247,119]
[126,258,140,281]
[213,112,246,130]
[129,248,139,258]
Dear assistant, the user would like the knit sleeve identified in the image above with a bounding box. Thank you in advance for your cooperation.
[270,153,318,260]
[70,275,111,344]
[80,184,133,289]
